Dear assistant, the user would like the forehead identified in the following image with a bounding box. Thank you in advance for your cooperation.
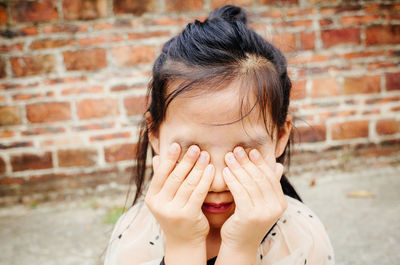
[162,79,275,147]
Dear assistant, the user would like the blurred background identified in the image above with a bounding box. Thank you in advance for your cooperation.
[0,0,399,264]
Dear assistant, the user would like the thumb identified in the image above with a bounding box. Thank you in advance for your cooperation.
[274,163,284,180]
[152,155,160,172]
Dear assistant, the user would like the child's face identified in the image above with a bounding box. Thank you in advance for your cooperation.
[149,79,292,229]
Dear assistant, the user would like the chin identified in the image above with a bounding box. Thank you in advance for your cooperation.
[203,204,235,230]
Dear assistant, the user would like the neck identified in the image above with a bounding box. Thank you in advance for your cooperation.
[206,228,222,260]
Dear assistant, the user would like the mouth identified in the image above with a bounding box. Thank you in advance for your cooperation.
[202,202,233,213]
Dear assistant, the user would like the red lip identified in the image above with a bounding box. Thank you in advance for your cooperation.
[202,202,233,213]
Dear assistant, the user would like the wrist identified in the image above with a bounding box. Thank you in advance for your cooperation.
[165,239,207,265]
[215,241,258,265]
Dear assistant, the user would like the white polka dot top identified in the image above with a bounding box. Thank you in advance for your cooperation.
[104,195,335,265]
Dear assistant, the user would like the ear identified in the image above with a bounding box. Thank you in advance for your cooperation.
[145,112,160,155]
[275,114,292,158]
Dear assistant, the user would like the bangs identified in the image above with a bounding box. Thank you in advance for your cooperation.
[157,53,283,141]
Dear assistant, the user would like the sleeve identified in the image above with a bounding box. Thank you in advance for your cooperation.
[104,201,165,265]
[258,196,335,265]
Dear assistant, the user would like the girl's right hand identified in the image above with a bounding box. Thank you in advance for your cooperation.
[145,142,215,246]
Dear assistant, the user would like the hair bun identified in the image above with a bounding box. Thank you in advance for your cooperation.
[208,5,247,25]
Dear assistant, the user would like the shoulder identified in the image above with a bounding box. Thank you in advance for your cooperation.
[258,195,335,265]
[104,200,165,265]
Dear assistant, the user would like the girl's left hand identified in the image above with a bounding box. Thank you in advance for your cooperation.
[220,146,288,252]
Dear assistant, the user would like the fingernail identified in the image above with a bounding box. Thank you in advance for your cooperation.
[188,145,199,157]
[199,151,208,163]
[169,143,179,154]
[234,146,246,159]
[249,149,261,160]
[226,152,235,163]
[223,167,233,178]
[205,164,214,175]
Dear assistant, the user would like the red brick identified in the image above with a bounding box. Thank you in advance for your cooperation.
[386,72,400,91]
[42,24,88,33]
[260,0,298,4]
[22,127,65,136]
[0,157,5,173]
[300,32,315,50]
[366,25,400,46]
[78,35,123,46]
[61,86,103,95]
[0,141,33,150]
[0,177,25,185]
[26,102,71,123]
[320,5,361,15]
[111,46,156,67]
[10,55,56,77]
[0,130,14,138]
[58,149,98,167]
[76,98,119,119]
[321,28,360,48]
[166,0,203,12]
[63,49,107,71]
[257,9,283,19]
[342,75,380,95]
[12,92,46,101]
[143,16,188,26]
[90,132,131,141]
[11,152,53,172]
[343,51,385,60]
[124,96,148,116]
[10,0,58,23]
[211,0,253,8]
[310,78,339,98]
[72,122,115,131]
[273,20,313,28]
[339,15,380,25]
[104,143,136,162]
[111,84,145,92]
[376,119,399,135]
[332,120,369,140]
[0,58,6,79]
[319,110,357,120]
[0,106,22,126]
[0,4,7,25]
[30,38,74,50]
[0,43,24,52]
[288,54,327,65]
[40,136,84,147]
[270,33,296,53]
[294,124,326,143]
[114,0,157,15]
[319,18,333,26]
[291,80,306,100]
[18,26,39,36]
[63,0,107,20]
[365,4,400,12]
[128,31,171,40]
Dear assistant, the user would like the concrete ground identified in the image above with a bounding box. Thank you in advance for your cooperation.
[0,152,399,265]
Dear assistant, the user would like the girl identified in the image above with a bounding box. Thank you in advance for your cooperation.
[104,5,334,265]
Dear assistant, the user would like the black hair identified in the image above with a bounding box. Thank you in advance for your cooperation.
[128,4,302,207]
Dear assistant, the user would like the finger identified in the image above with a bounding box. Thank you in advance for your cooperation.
[147,143,181,197]
[162,145,200,200]
[222,167,252,211]
[225,152,262,205]
[187,164,214,212]
[249,149,285,201]
[233,146,274,200]
[174,151,210,207]
[152,155,160,171]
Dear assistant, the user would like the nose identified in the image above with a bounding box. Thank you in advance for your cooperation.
[208,155,229,192]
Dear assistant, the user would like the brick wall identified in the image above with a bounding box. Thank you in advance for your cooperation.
[0,0,399,205]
